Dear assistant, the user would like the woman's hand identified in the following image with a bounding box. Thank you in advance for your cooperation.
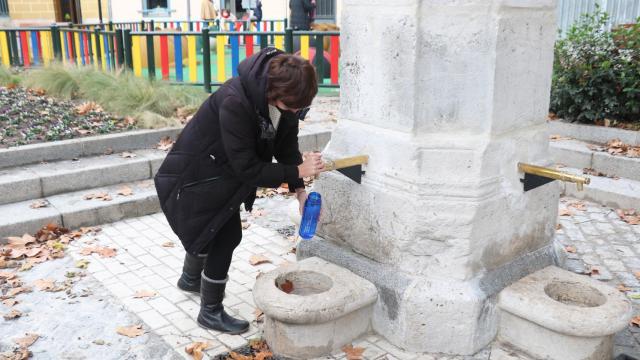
[297,152,324,178]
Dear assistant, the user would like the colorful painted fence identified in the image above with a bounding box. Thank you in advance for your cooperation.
[0,22,340,92]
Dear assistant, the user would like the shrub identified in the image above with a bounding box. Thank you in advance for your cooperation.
[550,8,640,124]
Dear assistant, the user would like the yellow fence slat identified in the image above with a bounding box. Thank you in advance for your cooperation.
[92,32,99,69]
[188,35,197,82]
[41,32,50,65]
[74,32,81,64]
[132,35,142,77]
[300,35,309,60]
[100,34,106,71]
[60,32,67,64]
[216,35,225,82]
[274,22,283,50]
[0,31,10,67]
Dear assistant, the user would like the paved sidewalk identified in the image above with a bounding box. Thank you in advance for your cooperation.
[43,195,640,359]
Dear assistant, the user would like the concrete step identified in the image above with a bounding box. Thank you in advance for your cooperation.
[561,167,640,210]
[0,149,167,206]
[548,120,640,146]
[550,139,640,182]
[0,179,160,240]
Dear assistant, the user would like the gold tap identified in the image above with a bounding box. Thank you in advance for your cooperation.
[322,155,369,172]
[518,163,591,191]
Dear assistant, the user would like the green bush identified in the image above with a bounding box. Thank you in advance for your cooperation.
[550,9,640,124]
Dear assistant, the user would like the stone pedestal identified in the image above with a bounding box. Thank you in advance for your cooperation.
[299,0,560,355]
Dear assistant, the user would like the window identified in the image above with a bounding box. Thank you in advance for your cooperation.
[0,0,9,17]
[142,0,171,17]
[314,0,335,21]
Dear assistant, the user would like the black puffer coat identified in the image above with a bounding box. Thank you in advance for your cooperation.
[154,48,304,255]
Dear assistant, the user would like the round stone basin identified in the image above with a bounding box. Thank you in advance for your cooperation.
[275,270,333,296]
[544,280,607,308]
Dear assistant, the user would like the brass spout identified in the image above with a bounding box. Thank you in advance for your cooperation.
[518,163,591,191]
[322,155,369,173]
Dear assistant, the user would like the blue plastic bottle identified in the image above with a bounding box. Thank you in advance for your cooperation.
[299,192,322,240]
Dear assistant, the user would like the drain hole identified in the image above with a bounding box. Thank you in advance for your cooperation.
[544,281,606,308]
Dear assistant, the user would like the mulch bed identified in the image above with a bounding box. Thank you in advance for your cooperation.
[0,86,135,149]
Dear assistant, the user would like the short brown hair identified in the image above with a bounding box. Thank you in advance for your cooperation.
[266,54,318,109]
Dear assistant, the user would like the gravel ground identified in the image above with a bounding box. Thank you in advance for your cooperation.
[0,86,135,148]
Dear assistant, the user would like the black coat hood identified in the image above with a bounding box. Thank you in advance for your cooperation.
[238,47,283,118]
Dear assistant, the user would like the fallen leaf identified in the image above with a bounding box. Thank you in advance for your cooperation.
[6,287,31,298]
[567,201,586,211]
[13,333,39,348]
[559,209,574,216]
[2,299,17,307]
[185,341,211,360]
[75,101,101,115]
[635,271,640,280]
[631,316,640,327]
[65,271,76,278]
[33,279,56,291]
[121,152,137,158]
[228,351,252,360]
[92,339,106,345]
[0,271,17,279]
[254,350,273,360]
[116,186,134,196]
[617,284,632,292]
[617,209,640,225]
[76,259,90,269]
[133,290,157,299]
[6,234,36,248]
[116,324,144,338]
[29,200,49,209]
[249,254,271,266]
[3,309,22,320]
[342,344,365,360]
[251,209,266,217]
[157,137,174,151]
[161,242,175,248]
[104,148,114,155]
[549,134,572,141]
[83,192,112,201]
[565,246,576,253]
[81,246,117,258]
[555,224,562,231]
[241,221,251,230]
[589,267,601,276]
[80,227,101,234]
[279,279,294,294]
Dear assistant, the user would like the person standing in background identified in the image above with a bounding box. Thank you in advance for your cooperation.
[201,0,218,20]
[254,0,263,21]
[289,0,314,30]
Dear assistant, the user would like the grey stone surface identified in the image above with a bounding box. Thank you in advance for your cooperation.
[0,199,62,239]
[0,128,182,169]
[549,140,593,168]
[49,179,160,230]
[0,253,181,359]
[0,167,41,205]
[548,120,640,146]
[562,168,640,209]
[592,152,640,182]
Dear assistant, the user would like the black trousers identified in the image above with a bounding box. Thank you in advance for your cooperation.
[203,212,242,280]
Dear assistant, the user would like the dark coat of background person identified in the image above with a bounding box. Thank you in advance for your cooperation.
[254,0,262,21]
[289,0,314,30]
[154,48,305,256]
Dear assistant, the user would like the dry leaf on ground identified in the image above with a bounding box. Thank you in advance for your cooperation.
[617,284,632,292]
[631,316,640,327]
[2,299,17,307]
[251,209,266,217]
[33,279,58,291]
[559,209,574,216]
[161,242,175,248]
[133,290,157,299]
[555,224,562,231]
[76,259,90,269]
[29,200,49,209]
[567,201,586,211]
[83,192,112,201]
[6,286,32,298]
[279,279,294,294]
[616,209,640,225]
[228,352,252,360]
[549,134,572,141]
[6,234,36,248]
[116,324,144,338]
[564,246,576,253]
[80,246,117,258]
[254,309,264,323]
[185,341,211,360]
[635,271,640,280]
[75,101,101,115]
[13,333,39,348]
[116,186,134,196]
[241,221,251,230]
[121,152,137,159]
[249,254,271,266]
[157,137,174,151]
[3,309,22,320]
[589,267,601,276]
[342,344,365,360]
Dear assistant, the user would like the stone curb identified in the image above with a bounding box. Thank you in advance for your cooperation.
[548,121,640,146]
[0,179,160,241]
[550,139,640,182]
[0,127,183,169]
[561,167,640,210]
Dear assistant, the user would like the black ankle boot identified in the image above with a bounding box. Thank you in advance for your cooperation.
[177,253,207,293]
[197,273,249,334]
